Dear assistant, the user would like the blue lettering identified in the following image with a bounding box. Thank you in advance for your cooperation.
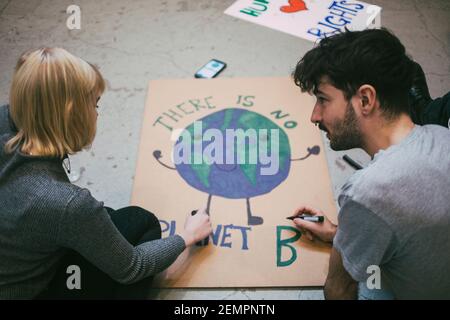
[211,224,222,246]
[318,21,342,31]
[159,220,176,236]
[338,0,365,11]
[324,15,351,27]
[308,0,366,41]
[220,224,233,248]
[329,0,358,13]
[233,225,251,250]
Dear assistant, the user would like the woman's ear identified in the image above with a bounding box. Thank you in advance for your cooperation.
[357,84,377,116]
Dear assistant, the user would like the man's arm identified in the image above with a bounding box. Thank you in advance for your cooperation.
[324,247,358,300]
[290,202,395,300]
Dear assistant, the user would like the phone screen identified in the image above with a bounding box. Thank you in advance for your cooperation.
[195,59,226,78]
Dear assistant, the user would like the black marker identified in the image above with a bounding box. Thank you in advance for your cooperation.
[343,154,364,170]
[191,210,209,246]
[286,214,324,223]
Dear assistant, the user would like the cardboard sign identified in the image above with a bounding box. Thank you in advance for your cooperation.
[132,77,337,287]
[225,0,381,43]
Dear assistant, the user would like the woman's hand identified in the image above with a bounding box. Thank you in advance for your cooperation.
[179,208,212,247]
[291,205,337,243]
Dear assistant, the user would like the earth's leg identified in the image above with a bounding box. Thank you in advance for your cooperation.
[206,194,212,215]
[246,198,263,225]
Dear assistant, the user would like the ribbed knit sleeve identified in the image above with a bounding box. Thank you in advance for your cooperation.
[56,189,186,284]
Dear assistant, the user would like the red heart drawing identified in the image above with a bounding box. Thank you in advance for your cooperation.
[280,0,308,13]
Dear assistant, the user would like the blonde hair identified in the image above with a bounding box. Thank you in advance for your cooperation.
[5,47,106,158]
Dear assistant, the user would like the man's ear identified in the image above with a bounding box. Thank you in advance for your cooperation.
[356,84,377,116]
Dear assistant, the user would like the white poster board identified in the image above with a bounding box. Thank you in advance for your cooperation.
[225,0,381,43]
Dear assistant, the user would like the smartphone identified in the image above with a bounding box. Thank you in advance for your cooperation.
[194,59,226,79]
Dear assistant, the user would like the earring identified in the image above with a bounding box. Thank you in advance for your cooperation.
[62,154,71,174]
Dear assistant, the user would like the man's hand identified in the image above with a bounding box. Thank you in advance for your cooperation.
[291,205,337,243]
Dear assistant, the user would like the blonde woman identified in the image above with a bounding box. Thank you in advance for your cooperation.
[0,48,212,299]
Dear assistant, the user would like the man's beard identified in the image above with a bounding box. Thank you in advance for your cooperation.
[320,102,363,151]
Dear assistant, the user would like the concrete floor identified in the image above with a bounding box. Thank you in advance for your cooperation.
[0,0,449,300]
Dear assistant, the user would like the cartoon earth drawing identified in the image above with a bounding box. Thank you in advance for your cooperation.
[154,108,320,226]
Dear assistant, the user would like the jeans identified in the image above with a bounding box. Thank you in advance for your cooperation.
[36,206,162,300]
[358,282,395,300]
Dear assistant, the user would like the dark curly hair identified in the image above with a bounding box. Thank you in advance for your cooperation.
[293,28,414,118]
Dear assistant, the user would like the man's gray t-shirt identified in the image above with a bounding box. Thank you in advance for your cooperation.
[334,125,450,299]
